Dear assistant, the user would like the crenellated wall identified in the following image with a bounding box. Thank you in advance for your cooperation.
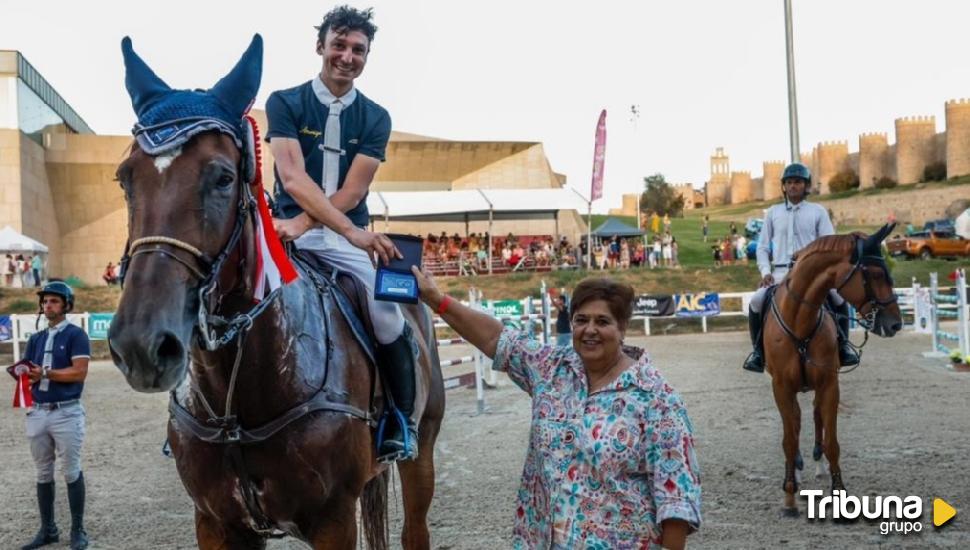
[894,116,937,184]
[946,98,970,178]
[858,132,891,189]
[814,140,850,194]
[762,161,784,201]
[729,171,753,204]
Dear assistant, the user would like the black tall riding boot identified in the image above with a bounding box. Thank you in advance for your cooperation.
[66,472,88,550]
[377,325,420,461]
[21,482,58,550]
[742,307,765,373]
[834,302,860,367]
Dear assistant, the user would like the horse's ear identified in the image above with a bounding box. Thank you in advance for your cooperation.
[122,37,173,118]
[864,223,896,253]
[210,34,263,119]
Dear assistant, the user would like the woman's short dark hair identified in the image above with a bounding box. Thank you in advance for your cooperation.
[569,278,635,331]
[316,5,378,45]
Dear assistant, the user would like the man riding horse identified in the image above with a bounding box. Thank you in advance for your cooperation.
[743,162,860,373]
[267,6,419,461]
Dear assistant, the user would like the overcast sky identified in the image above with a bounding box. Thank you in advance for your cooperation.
[3,1,969,213]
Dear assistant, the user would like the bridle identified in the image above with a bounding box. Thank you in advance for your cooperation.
[117,127,281,352]
[833,236,898,331]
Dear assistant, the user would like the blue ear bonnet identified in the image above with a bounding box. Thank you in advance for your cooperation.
[122,34,263,156]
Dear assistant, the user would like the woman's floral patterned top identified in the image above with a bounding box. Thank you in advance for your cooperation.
[493,328,701,549]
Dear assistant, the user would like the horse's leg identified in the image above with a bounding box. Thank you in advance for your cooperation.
[397,417,441,550]
[819,381,844,493]
[308,496,358,550]
[812,396,827,480]
[772,380,800,517]
[195,511,266,550]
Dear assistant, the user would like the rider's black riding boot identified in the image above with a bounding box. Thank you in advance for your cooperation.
[66,472,88,550]
[834,302,860,367]
[377,325,420,461]
[21,482,59,550]
[742,307,765,373]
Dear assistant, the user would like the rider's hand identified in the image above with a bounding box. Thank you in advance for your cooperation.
[759,274,775,288]
[27,365,43,384]
[273,214,313,242]
[345,228,401,267]
[411,266,445,309]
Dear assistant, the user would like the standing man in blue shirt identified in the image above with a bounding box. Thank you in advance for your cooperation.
[266,6,419,461]
[742,163,860,373]
[21,281,91,550]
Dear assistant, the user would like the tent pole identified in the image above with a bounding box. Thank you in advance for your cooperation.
[488,208,494,275]
[586,201,592,270]
[554,210,560,248]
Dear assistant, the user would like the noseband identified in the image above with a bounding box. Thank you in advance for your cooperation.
[834,237,898,331]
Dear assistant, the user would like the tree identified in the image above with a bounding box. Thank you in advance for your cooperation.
[639,173,685,218]
[829,169,859,193]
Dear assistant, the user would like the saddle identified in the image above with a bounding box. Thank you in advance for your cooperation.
[290,248,378,364]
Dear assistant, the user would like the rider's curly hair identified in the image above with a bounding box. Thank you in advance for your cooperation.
[316,5,378,46]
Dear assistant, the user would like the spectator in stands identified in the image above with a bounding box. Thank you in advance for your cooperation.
[14,254,26,288]
[620,239,631,269]
[553,294,571,347]
[3,254,14,287]
[412,272,701,548]
[633,242,645,268]
[502,244,513,267]
[651,235,662,269]
[608,237,620,269]
[102,263,119,286]
[31,254,43,287]
[671,237,680,268]
[662,231,673,267]
[579,238,589,268]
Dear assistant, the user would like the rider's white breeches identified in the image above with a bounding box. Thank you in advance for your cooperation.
[749,268,845,314]
[296,229,405,345]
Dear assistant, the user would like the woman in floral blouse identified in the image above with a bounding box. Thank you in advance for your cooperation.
[411,270,701,549]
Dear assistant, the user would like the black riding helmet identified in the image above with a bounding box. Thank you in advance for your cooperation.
[37,281,75,313]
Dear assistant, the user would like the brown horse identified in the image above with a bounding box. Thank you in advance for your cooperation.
[108,36,444,549]
[762,224,902,516]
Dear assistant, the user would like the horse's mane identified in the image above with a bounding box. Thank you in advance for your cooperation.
[791,233,858,262]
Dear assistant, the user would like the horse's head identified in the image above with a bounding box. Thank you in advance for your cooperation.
[832,223,903,337]
[108,35,263,392]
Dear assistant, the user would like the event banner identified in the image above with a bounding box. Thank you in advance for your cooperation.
[673,293,721,317]
[0,315,10,342]
[489,300,524,329]
[633,295,675,317]
[88,313,114,340]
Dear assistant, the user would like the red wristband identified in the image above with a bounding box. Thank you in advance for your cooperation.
[437,295,452,315]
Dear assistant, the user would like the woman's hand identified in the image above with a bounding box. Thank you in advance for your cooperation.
[411,266,445,310]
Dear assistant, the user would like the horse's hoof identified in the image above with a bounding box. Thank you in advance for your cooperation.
[812,444,824,462]
[781,507,800,518]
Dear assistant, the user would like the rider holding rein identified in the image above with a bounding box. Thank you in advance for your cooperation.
[266,6,419,461]
[743,163,860,373]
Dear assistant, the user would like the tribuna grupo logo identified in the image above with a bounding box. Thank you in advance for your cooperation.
[801,490,924,535]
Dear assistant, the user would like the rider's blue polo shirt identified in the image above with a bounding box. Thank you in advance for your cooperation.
[24,320,91,403]
[265,79,391,228]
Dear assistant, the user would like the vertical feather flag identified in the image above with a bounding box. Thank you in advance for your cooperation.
[590,109,607,202]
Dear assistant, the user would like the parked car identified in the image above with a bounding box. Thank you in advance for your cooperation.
[923,218,956,235]
[887,231,970,260]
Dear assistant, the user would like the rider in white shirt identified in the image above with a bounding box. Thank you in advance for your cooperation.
[742,163,860,373]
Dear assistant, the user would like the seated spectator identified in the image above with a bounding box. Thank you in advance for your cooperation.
[102,262,119,285]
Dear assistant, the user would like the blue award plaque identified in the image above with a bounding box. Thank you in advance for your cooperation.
[375,234,424,304]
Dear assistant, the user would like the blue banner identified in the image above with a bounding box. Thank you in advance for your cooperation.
[673,293,720,317]
[0,315,10,342]
[88,313,114,340]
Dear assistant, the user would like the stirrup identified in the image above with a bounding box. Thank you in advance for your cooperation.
[376,408,417,463]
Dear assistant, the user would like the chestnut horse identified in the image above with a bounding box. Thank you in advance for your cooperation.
[762,224,902,516]
[108,36,444,549]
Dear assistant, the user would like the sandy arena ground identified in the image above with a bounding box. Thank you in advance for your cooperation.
[0,329,968,549]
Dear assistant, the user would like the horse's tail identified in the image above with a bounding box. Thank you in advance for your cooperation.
[360,469,389,550]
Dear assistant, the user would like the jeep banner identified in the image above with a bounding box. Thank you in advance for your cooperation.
[633,295,675,317]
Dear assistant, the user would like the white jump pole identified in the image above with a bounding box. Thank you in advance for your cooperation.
[958,269,969,357]
[469,287,486,414]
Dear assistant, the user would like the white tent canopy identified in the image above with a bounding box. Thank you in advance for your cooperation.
[0,226,48,253]
[956,208,970,239]
[365,188,590,219]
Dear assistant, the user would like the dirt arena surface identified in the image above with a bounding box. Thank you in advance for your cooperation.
[1,329,967,549]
